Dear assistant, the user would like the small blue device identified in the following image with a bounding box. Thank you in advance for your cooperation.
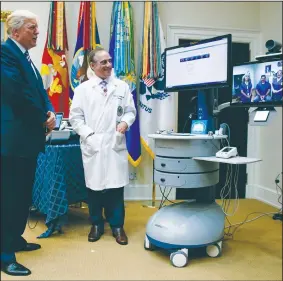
[191,120,208,134]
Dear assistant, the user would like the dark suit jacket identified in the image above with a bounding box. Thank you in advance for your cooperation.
[1,38,54,158]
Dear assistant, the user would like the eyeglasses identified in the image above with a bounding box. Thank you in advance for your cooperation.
[98,59,112,66]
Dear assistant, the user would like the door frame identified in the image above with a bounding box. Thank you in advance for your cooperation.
[166,25,261,198]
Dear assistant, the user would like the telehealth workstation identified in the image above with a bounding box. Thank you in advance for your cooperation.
[142,34,282,267]
[33,32,282,263]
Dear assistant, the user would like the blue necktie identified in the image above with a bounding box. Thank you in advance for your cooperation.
[100,80,108,96]
[24,51,31,64]
[24,50,38,79]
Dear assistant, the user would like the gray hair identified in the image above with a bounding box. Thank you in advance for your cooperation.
[88,47,107,64]
[6,10,38,36]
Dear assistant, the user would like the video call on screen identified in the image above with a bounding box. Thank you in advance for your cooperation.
[232,60,282,104]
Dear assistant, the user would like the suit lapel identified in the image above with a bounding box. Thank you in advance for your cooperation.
[6,39,37,82]
[107,77,118,96]
[6,38,47,104]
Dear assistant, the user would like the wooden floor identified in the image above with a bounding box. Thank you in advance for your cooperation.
[1,199,282,280]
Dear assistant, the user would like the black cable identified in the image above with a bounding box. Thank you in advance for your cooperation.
[158,185,174,209]
[210,135,221,151]
[225,212,278,239]
[276,183,282,206]
[182,119,189,133]
[163,186,174,204]
[223,216,234,240]
[158,187,165,209]
[273,172,282,220]
[211,141,220,151]
[159,185,167,209]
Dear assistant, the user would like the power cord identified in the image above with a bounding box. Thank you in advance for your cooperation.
[211,125,240,216]
[210,134,221,150]
[224,211,280,240]
[219,163,240,216]
[158,185,174,209]
[220,123,231,141]
[182,119,189,133]
[224,172,283,238]
[273,172,282,221]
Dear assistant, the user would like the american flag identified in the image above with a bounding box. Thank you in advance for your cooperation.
[143,77,155,87]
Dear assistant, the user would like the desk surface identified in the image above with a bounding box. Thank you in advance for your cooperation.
[148,133,227,140]
[193,156,262,164]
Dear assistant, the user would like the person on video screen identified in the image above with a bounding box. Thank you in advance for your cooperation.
[239,74,252,103]
[271,69,282,101]
[254,75,272,102]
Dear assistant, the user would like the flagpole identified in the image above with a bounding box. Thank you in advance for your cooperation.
[143,161,158,208]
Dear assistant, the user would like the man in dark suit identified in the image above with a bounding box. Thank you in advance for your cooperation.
[1,10,56,276]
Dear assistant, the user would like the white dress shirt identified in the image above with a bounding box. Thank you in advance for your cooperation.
[11,38,38,79]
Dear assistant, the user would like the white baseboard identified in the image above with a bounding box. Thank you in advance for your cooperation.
[246,184,282,209]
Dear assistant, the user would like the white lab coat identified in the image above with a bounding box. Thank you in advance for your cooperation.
[69,74,136,191]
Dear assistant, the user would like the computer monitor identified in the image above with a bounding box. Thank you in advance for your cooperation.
[231,59,282,107]
[164,34,232,92]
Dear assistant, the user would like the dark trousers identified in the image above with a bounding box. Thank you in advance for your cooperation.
[88,187,125,229]
[1,155,37,257]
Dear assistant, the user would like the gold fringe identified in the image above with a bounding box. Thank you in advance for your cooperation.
[91,2,96,48]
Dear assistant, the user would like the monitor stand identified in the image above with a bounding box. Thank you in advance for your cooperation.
[249,107,277,126]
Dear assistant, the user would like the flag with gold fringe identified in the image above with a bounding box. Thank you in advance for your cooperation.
[40,2,70,116]
[109,1,142,167]
[139,1,176,158]
[69,2,101,102]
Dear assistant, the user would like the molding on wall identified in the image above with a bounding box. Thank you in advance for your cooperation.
[167,24,261,59]
[246,184,281,208]
[246,124,262,187]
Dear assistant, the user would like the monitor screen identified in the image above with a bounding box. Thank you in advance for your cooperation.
[231,59,282,107]
[164,34,232,92]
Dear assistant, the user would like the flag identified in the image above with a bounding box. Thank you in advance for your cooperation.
[40,2,69,117]
[139,2,176,158]
[109,2,142,167]
[69,2,101,101]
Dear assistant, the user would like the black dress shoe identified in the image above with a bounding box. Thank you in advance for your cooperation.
[1,262,31,276]
[88,225,104,242]
[17,243,41,252]
[112,227,128,245]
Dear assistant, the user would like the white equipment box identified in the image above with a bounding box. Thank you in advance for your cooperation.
[216,146,237,159]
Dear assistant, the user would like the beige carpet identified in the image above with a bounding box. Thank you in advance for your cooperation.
[1,199,282,280]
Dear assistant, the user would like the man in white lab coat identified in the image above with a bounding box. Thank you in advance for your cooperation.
[69,48,136,245]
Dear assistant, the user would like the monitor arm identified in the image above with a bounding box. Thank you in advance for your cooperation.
[213,102,231,116]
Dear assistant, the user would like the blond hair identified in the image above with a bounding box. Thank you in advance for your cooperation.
[6,10,38,36]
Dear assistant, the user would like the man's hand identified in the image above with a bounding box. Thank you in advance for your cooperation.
[116,121,128,134]
[44,111,56,135]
